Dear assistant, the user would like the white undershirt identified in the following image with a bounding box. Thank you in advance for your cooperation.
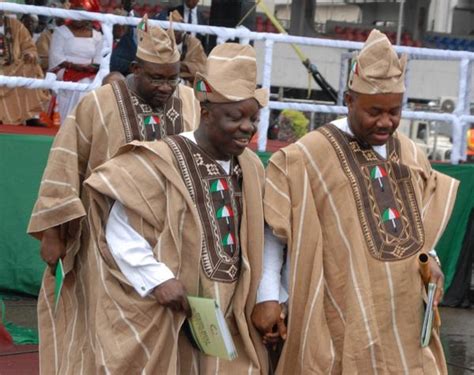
[331,117,387,159]
[256,117,387,303]
[105,132,230,297]
[183,5,198,37]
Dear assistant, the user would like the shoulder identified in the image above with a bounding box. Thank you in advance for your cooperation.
[240,148,264,169]
[176,84,195,100]
[393,131,432,173]
[54,25,70,38]
[116,139,175,162]
[92,28,103,41]
[71,84,116,119]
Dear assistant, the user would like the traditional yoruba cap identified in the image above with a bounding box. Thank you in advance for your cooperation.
[348,29,407,94]
[136,14,180,64]
[169,9,183,23]
[194,43,268,107]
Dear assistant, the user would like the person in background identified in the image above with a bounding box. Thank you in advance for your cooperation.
[48,0,103,124]
[20,14,39,41]
[169,9,206,86]
[158,0,208,51]
[0,11,49,126]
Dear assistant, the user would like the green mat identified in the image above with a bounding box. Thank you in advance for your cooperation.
[1,297,38,345]
[0,134,472,296]
[0,133,52,296]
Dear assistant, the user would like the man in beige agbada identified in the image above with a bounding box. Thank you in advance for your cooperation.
[83,42,268,374]
[252,29,458,374]
[28,16,199,374]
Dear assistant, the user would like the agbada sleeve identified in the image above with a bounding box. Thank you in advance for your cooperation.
[415,145,459,251]
[264,150,293,244]
[27,92,95,237]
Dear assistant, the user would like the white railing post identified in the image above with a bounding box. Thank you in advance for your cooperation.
[402,55,410,110]
[337,52,351,106]
[257,38,274,152]
[451,58,471,164]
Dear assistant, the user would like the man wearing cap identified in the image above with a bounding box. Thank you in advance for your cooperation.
[252,29,458,374]
[28,15,200,375]
[110,10,206,82]
[82,42,268,374]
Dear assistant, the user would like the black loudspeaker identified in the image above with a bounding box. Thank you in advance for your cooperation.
[207,0,256,52]
[209,0,256,29]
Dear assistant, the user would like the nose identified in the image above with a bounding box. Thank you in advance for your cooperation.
[155,82,174,94]
[377,113,393,129]
[240,117,257,134]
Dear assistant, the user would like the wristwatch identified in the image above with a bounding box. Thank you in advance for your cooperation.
[428,249,441,267]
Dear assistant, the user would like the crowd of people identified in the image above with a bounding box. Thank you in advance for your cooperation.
[0,1,460,374]
[0,0,208,126]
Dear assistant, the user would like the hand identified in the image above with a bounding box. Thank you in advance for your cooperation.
[23,52,36,64]
[152,278,191,317]
[429,258,444,307]
[251,301,287,345]
[40,227,66,273]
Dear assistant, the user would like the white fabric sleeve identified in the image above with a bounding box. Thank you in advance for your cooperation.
[48,27,66,70]
[92,30,103,65]
[105,201,175,298]
[256,225,287,303]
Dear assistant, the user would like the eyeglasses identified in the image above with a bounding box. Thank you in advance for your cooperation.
[142,70,180,87]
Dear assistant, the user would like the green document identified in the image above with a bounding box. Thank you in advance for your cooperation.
[54,260,65,314]
[187,296,237,361]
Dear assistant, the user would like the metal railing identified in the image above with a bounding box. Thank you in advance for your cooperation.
[1,3,473,163]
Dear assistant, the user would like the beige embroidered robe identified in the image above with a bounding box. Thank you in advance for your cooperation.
[0,16,49,123]
[80,141,267,374]
[264,125,459,375]
[27,81,200,374]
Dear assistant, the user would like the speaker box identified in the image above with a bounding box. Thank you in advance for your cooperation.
[207,0,256,52]
[209,0,256,29]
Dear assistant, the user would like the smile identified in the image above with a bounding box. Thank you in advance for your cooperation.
[233,138,250,147]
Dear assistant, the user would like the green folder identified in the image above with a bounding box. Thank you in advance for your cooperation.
[186,296,237,361]
[54,260,65,314]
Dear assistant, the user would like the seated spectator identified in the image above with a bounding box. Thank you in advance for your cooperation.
[0,12,50,126]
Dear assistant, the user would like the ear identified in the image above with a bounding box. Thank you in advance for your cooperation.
[344,91,355,110]
[130,61,141,75]
[200,105,211,122]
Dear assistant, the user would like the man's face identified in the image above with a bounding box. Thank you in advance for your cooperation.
[133,60,180,108]
[185,0,199,9]
[199,98,260,160]
[345,91,403,146]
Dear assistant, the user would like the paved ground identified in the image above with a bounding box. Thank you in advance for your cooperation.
[0,298,473,374]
